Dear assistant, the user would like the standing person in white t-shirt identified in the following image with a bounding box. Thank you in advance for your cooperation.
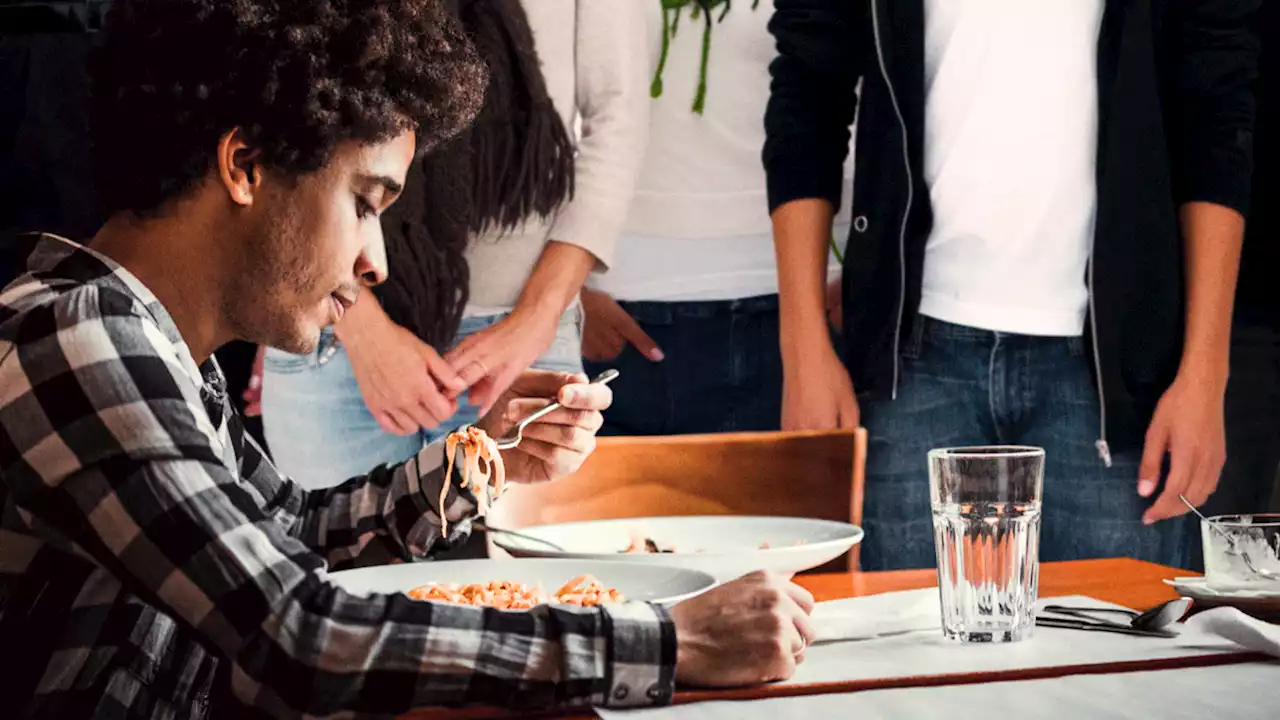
[765,0,1257,570]
[583,0,850,435]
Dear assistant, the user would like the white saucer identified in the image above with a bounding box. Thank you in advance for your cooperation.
[1165,576,1280,600]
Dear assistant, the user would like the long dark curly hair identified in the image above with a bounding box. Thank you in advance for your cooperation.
[89,0,487,344]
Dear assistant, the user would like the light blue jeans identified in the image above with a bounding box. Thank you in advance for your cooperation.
[261,307,584,489]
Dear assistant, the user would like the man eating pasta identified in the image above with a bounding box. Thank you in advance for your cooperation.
[0,1,815,717]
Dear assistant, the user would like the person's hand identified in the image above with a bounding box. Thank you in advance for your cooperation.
[1138,372,1228,524]
[782,341,859,431]
[669,571,816,687]
[242,345,265,417]
[476,370,610,485]
[825,278,843,332]
[339,302,467,435]
[445,308,564,416]
[581,288,664,363]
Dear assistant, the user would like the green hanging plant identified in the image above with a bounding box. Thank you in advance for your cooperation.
[651,0,761,114]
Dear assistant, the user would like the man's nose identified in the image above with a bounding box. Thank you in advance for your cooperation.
[356,237,388,287]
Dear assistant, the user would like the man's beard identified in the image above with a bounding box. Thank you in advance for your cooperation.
[224,216,323,354]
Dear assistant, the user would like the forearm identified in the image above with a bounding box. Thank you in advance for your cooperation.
[235,437,679,712]
[774,199,839,366]
[1176,201,1244,388]
[512,241,596,321]
[101,464,660,714]
[295,440,479,565]
[241,589,676,714]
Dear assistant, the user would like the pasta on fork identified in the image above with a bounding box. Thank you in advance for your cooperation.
[439,425,505,537]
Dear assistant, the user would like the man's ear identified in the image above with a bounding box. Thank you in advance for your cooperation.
[216,128,262,207]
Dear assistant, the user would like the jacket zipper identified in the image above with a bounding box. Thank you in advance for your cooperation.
[1087,251,1112,467]
[870,0,913,400]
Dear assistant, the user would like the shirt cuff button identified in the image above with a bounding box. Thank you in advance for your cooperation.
[646,683,667,701]
[613,684,630,701]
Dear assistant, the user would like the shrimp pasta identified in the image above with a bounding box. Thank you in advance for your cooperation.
[406,574,624,609]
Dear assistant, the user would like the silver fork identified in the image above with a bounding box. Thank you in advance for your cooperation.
[491,369,619,450]
[472,519,568,552]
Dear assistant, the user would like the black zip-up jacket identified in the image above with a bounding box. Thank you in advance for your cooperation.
[764,0,1259,453]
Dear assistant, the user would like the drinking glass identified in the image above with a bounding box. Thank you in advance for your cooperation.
[929,446,1045,643]
[1201,513,1280,589]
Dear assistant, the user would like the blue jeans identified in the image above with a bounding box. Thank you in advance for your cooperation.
[858,316,1191,571]
[261,307,584,489]
[583,295,783,435]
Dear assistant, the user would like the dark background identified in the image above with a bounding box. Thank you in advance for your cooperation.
[1,1,268,452]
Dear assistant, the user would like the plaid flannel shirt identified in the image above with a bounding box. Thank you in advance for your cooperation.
[0,235,676,718]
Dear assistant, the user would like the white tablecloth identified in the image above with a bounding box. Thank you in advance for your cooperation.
[596,662,1280,719]
[596,592,1265,719]
[784,595,1237,688]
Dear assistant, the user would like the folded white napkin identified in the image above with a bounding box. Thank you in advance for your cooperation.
[1183,607,1280,657]
[810,588,941,644]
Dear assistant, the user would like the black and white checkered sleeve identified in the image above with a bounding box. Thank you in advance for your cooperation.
[0,286,677,714]
[237,426,482,566]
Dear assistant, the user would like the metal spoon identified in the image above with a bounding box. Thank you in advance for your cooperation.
[493,369,619,450]
[1041,597,1192,632]
[1131,597,1193,630]
[473,520,567,552]
[1179,494,1280,582]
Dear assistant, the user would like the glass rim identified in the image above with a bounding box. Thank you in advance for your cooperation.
[928,445,1045,460]
[1202,513,1280,528]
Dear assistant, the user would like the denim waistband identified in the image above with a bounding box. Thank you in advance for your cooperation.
[909,315,1085,356]
[616,294,779,324]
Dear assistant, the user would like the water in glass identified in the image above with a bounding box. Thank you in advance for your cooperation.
[930,446,1045,643]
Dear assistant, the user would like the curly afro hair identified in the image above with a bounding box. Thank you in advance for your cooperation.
[90,0,487,217]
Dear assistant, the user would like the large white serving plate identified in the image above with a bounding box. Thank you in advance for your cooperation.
[492,516,864,582]
[327,558,716,606]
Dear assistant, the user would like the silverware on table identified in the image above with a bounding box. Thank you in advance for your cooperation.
[492,369,619,451]
[1033,616,1177,638]
[1040,597,1192,633]
[473,520,567,552]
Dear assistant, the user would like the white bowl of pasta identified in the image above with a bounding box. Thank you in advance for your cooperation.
[490,516,864,582]
[327,558,716,609]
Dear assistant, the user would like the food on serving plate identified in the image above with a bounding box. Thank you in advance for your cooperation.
[621,528,808,554]
[406,574,624,609]
[624,530,677,554]
[440,425,505,537]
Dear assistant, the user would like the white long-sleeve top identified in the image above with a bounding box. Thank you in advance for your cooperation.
[464,0,651,313]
